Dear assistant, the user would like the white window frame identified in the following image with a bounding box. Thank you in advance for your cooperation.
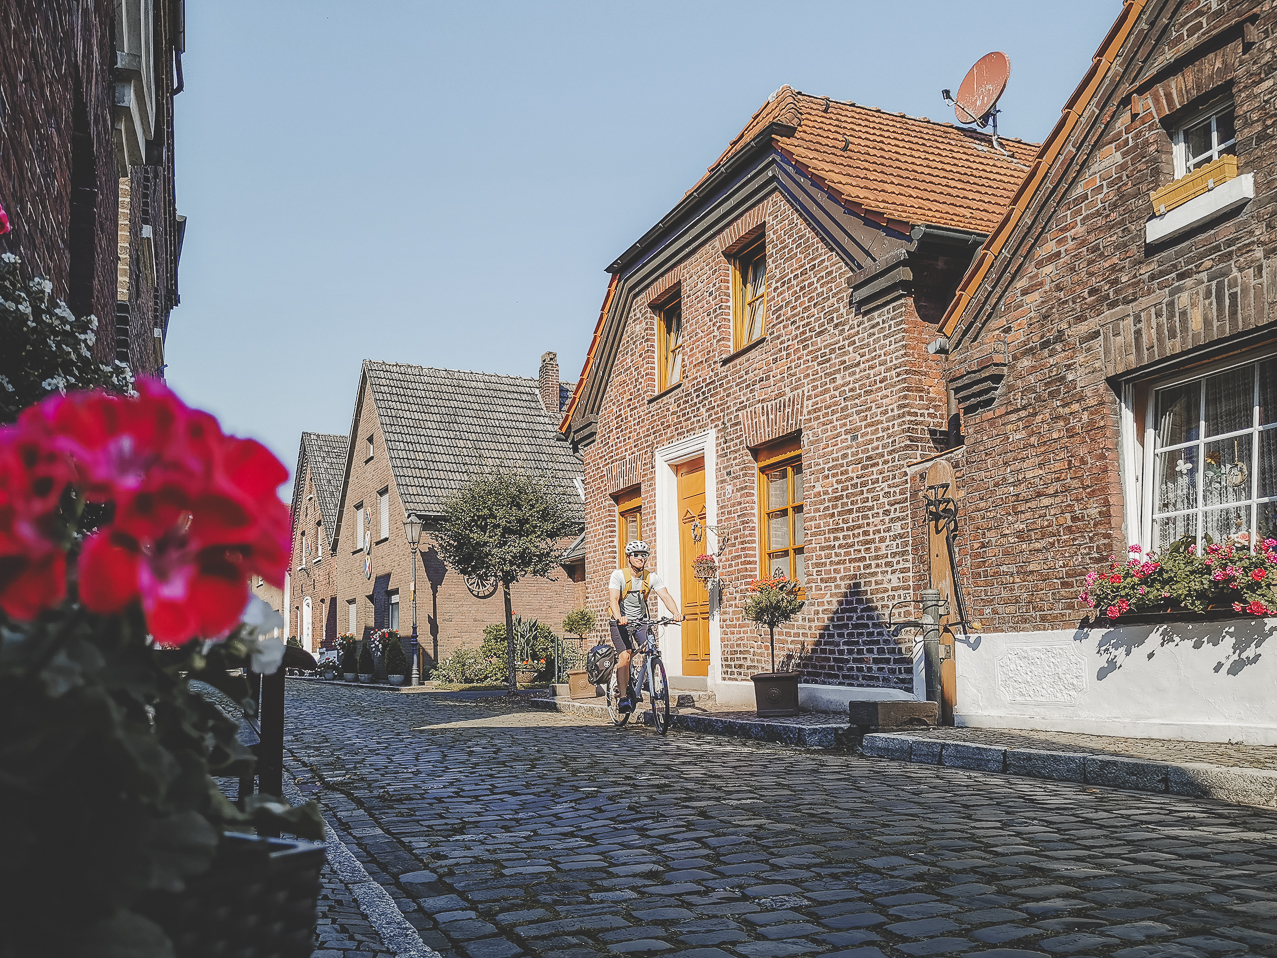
[315,522,324,562]
[379,488,390,541]
[1125,346,1277,552]
[1173,99,1237,179]
[354,502,365,550]
[299,532,308,568]
[366,435,374,460]
[302,596,313,647]
[348,599,357,634]
[389,592,400,632]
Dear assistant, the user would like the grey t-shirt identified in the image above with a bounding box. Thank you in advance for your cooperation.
[609,568,666,621]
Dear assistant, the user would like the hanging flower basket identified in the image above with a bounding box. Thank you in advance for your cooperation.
[693,554,718,581]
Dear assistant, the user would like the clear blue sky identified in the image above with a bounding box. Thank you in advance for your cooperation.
[167,0,1119,474]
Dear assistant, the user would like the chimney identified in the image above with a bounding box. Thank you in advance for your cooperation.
[538,351,560,415]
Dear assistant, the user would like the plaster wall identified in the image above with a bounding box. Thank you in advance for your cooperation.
[953,620,1277,744]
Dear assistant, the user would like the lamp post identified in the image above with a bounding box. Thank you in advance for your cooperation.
[403,514,424,685]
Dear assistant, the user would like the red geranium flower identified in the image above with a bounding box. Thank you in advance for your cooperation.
[1246,600,1269,617]
[1251,567,1267,581]
[0,428,74,619]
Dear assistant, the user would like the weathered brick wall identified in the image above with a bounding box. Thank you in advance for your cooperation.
[0,2,119,352]
[583,192,954,690]
[945,0,1277,633]
[333,379,581,674]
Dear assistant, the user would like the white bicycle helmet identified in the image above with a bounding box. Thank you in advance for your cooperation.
[624,540,650,556]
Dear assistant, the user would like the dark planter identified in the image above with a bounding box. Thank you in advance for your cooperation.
[752,671,800,717]
[141,832,325,958]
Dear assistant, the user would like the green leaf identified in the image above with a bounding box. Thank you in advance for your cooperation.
[79,910,175,958]
[141,811,218,892]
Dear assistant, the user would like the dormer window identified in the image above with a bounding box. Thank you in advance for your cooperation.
[1175,100,1236,177]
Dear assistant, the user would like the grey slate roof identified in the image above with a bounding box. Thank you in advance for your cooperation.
[362,361,584,521]
[304,432,350,546]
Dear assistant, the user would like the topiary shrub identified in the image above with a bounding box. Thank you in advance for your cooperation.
[338,634,358,674]
[384,634,409,677]
[357,641,374,676]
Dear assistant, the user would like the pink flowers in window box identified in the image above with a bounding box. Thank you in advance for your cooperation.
[0,381,290,644]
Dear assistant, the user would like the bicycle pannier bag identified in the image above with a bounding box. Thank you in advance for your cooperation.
[584,644,616,685]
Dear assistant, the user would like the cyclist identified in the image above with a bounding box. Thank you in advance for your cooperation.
[609,540,684,713]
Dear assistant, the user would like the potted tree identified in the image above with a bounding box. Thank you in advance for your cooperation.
[339,634,358,681]
[357,640,375,683]
[561,607,598,698]
[382,631,409,686]
[742,574,805,717]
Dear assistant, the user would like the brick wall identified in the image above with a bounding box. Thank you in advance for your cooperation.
[583,192,957,690]
[289,459,339,651]
[944,0,1277,633]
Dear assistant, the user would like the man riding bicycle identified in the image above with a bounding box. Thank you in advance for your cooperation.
[609,540,684,713]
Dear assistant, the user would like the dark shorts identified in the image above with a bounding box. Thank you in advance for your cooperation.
[609,619,650,653]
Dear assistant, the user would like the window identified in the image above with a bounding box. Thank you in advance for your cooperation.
[1175,100,1236,178]
[379,488,390,540]
[657,295,683,391]
[615,486,642,565]
[732,235,767,349]
[1143,354,1277,552]
[315,523,324,561]
[354,502,365,550]
[389,592,400,632]
[757,437,804,586]
[299,533,308,568]
[366,435,374,460]
[347,599,357,634]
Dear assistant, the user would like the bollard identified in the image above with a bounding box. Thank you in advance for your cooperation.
[920,588,944,704]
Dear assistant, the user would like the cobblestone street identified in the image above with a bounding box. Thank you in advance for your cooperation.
[285,683,1277,958]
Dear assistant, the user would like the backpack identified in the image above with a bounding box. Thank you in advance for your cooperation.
[584,644,616,685]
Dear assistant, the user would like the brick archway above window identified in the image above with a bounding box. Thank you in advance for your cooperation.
[1131,13,1257,121]
[740,392,805,450]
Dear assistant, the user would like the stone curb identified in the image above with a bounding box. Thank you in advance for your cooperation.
[282,764,442,958]
[529,696,850,749]
[859,732,1277,809]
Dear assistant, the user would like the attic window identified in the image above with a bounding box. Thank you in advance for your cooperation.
[732,236,767,350]
[657,293,683,392]
[366,435,374,460]
[1175,100,1236,178]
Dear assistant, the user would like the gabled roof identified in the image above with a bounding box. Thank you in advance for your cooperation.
[939,0,1150,340]
[290,431,349,550]
[343,361,584,526]
[695,86,1038,236]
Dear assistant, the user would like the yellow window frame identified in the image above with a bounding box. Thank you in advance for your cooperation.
[733,236,767,350]
[756,436,803,588]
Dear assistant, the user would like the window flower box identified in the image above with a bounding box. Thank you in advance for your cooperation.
[1149,154,1238,215]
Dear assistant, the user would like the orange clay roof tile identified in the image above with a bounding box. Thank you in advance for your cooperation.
[692,85,1041,235]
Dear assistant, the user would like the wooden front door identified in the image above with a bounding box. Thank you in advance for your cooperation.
[676,458,710,676]
[924,459,959,725]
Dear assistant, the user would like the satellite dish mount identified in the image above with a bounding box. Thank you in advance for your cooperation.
[942,51,1011,153]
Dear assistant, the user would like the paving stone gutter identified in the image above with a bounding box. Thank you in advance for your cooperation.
[859,730,1277,810]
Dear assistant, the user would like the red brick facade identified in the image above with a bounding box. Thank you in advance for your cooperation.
[0,1,183,378]
[943,0,1277,633]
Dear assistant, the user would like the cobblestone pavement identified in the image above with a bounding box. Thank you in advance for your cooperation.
[283,681,1277,958]
[889,727,1277,771]
[314,860,398,958]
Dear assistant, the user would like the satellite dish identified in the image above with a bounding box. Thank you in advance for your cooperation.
[941,52,1011,152]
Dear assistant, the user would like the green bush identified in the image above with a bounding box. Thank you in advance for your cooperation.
[432,647,504,684]
[339,634,358,673]
[358,642,374,675]
[562,607,596,639]
[384,635,409,677]
[482,617,556,663]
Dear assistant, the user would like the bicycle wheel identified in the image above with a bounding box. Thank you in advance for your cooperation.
[606,669,630,727]
[650,658,670,735]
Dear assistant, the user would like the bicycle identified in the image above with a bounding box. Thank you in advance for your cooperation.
[605,616,676,735]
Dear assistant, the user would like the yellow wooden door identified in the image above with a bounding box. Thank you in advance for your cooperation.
[925,459,959,725]
[677,458,710,676]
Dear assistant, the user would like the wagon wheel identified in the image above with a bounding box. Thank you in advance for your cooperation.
[465,574,498,599]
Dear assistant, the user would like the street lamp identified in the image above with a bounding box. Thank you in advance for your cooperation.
[403,514,424,685]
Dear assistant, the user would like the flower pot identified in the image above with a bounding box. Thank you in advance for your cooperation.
[751,671,800,717]
[358,672,374,683]
[388,674,406,687]
[693,562,717,581]
[323,669,336,681]
[342,672,357,682]
[516,671,539,685]
[566,668,599,699]
[141,831,325,958]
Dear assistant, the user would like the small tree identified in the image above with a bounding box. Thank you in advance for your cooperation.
[562,607,596,640]
[742,575,805,674]
[435,471,578,692]
[357,641,375,677]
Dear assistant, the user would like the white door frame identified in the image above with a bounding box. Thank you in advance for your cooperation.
[302,595,313,648]
[652,429,717,680]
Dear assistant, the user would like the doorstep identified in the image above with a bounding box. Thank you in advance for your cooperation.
[529,695,853,749]
[859,726,1277,809]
